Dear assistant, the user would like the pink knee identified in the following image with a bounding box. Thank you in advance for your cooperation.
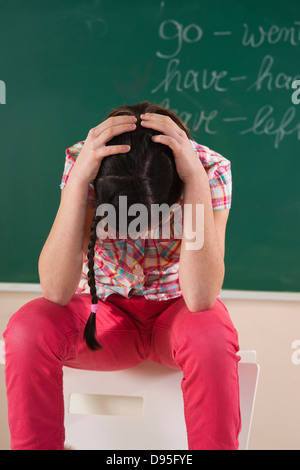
[172,298,239,368]
[3,296,85,362]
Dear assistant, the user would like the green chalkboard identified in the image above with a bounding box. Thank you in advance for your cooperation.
[0,0,299,292]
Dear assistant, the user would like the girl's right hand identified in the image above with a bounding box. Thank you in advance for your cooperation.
[69,115,137,185]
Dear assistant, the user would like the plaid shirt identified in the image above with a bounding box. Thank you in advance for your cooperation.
[60,140,232,301]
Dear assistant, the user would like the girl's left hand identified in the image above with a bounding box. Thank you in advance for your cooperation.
[140,113,204,184]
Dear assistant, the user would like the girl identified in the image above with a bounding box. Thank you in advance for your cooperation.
[4,102,241,450]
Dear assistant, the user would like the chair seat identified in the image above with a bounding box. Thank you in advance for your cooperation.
[0,340,259,450]
[63,351,259,450]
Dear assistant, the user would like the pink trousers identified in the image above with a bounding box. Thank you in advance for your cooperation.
[3,293,241,450]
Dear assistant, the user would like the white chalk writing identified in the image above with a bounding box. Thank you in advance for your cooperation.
[242,22,300,48]
[0,80,6,104]
[150,17,300,148]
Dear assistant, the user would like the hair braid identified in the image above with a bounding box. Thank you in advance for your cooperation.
[83,211,103,351]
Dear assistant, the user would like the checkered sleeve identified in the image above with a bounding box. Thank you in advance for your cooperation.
[59,141,96,203]
[191,140,232,210]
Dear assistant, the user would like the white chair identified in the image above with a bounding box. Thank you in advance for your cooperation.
[0,341,259,450]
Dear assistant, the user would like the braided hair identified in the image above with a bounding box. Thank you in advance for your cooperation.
[83,212,103,350]
[83,101,190,351]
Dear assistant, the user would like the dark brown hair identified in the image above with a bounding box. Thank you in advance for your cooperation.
[83,101,190,350]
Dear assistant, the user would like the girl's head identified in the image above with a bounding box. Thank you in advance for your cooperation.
[84,101,191,350]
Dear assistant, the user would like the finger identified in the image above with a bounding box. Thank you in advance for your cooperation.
[140,113,179,128]
[95,122,136,146]
[140,113,174,129]
[96,144,131,159]
[140,113,183,137]
[89,115,137,139]
[140,112,166,120]
[140,116,182,140]
[151,134,180,153]
[100,115,137,131]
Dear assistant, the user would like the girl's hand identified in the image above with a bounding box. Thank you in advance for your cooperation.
[70,115,137,185]
[140,113,204,184]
